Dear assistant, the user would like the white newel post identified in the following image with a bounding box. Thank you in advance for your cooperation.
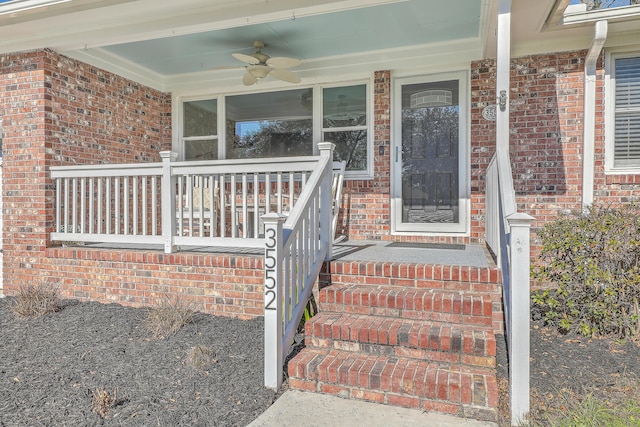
[160,151,178,254]
[317,142,334,261]
[507,212,534,425]
[263,212,285,389]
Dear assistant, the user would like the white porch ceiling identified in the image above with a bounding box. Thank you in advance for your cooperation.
[99,1,481,76]
[0,0,491,92]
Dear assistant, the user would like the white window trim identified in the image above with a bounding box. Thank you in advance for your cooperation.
[319,81,373,180]
[174,79,374,180]
[604,48,640,175]
[175,95,220,161]
[390,70,471,236]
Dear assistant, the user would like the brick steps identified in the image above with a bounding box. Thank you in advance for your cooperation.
[306,312,496,368]
[288,262,501,422]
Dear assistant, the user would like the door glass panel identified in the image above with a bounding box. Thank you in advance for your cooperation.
[401,80,459,224]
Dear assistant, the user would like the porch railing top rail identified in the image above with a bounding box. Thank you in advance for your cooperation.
[50,155,321,178]
[50,162,163,178]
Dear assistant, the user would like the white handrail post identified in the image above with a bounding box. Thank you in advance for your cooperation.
[317,142,334,261]
[506,212,534,425]
[160,151,178,254]
[263,212,286,389]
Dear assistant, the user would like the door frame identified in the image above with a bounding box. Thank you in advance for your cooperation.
[390,70,470,235]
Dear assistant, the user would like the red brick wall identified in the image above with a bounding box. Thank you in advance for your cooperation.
[339,71,392,241]
[1,49,175,304]
[3,47,636,312]
[44,247,264,318]
[472,52,592,249]
[470,50,638,257]
[341,50,632,254]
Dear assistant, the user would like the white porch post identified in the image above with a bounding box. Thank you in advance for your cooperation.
[496,0,532,424]
[317,142,334,261]
[263,212,285,389]
[507,212,533,425]
[496,0,511,153]
[160,151,178,254]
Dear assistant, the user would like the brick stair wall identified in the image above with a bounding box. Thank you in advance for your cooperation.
[288,260,502,422]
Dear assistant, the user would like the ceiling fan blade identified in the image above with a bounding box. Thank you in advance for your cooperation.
[270,67,301,84]
[266,56,302,68]
[242,71,257,86]
[208,65,246,71]
[232,53,260,65]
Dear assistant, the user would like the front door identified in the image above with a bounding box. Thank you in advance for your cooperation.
[392,73,468,234]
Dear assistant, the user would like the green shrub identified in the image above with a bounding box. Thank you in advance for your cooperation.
[532,204,640,338]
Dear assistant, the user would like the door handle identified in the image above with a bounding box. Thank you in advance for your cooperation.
[395,146,400,162]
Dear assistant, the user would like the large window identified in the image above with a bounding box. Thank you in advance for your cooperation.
[226,89,313,159]
[607,54,640,170]
[180,83,371,177]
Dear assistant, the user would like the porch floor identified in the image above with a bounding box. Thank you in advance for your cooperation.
[79,240,494,268]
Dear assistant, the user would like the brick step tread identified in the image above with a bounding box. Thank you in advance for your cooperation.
[318,285,494,326]
[288,348,498,414]
[305,312,495,366]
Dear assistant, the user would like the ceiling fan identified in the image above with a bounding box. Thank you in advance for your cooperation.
[230,40,302,86]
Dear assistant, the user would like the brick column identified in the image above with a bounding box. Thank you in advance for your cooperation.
[1,50,51,291]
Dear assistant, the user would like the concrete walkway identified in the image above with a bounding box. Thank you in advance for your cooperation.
[248,390,498,427]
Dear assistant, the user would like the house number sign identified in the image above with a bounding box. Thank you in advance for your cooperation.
[482,104,496,121]
[264,227,277,310]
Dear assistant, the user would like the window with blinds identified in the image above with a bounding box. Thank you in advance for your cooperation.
[613,56,640,168]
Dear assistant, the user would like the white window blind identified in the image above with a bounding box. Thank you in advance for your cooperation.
[614,56,640,167]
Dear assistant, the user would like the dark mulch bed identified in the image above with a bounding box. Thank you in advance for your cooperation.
[496,320,640,425]
[0,298,283,427]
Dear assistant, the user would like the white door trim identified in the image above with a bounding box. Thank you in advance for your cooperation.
[390,70,470,235]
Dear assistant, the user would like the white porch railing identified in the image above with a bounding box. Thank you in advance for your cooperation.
[51,144,337,390]
[486,149,534,425]
[263,142,334,389]
[51,153,320,252]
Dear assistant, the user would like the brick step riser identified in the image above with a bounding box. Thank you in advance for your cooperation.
[320,262,501,293]
[288,349,498,421]
[318,287,495,324]
[321,263,501,285]
[316,303,494,327]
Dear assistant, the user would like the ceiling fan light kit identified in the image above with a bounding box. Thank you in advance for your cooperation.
[230,40,302,86]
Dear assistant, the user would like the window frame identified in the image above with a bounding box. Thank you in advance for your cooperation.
[180,97,220,161]
[605,49,640,174]
[320,82,372,179]
[175,80,373,179]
